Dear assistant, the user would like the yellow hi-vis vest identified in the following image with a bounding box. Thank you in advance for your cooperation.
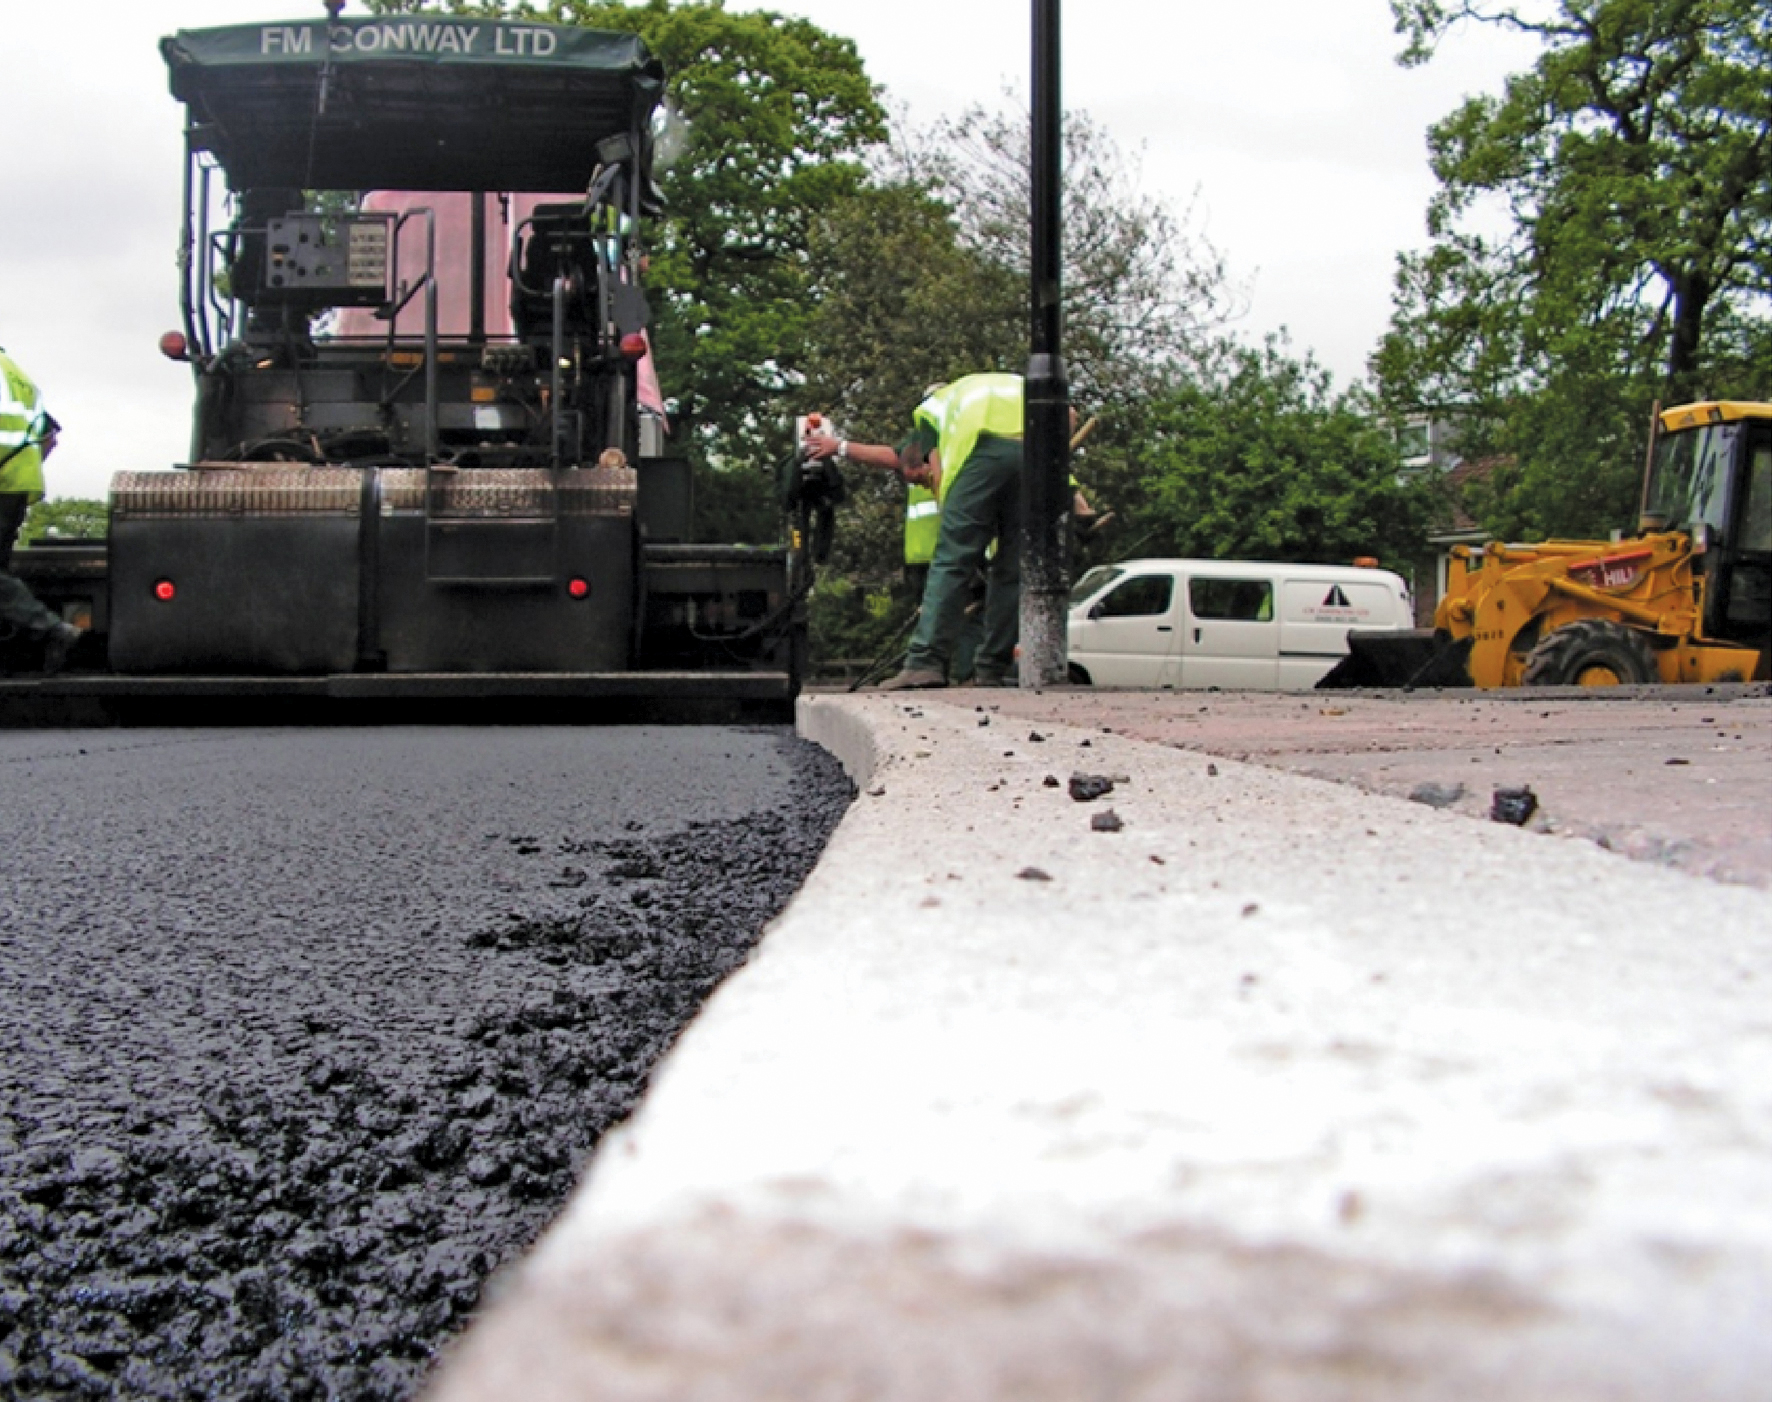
[901,382,952,564]
[911,385,949,440]
[0,351,50,499]
[904,485,940,565]
[936,372,1022,504]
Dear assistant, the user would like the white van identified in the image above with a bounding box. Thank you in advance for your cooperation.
[1067,558,1414,689]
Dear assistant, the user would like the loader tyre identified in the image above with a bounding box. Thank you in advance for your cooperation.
[1522,619,1658,687]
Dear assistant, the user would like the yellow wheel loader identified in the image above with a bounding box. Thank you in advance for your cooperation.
[1322,401,1772,689]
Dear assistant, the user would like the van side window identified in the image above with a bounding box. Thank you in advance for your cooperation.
[1189,578,1274,622]
[1095,574,1174,618]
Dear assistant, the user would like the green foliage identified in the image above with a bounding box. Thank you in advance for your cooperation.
[21,498,106,543]
[909,105,1241,408]
[800,178,1023,444]
[793,177,1024,592]
[688,456,779,544]
[1138,339,1439,566]
[806,574,909,679]
[1455,352,1659,540]
[1378,0,1772,537]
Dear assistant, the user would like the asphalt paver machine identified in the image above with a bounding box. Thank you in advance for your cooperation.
[6,11,805,712]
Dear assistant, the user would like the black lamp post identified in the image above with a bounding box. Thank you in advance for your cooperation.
[1021,0,1071,687]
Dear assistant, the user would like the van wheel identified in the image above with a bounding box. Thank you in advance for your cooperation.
[1522,620,1658,687]
[1068,662,1091,686]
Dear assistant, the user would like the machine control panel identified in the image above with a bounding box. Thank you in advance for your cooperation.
[261,214,392,306]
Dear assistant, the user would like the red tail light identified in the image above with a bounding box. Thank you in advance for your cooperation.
[154,579,176,601]
[619,333,648,360]
[567,577,590,600]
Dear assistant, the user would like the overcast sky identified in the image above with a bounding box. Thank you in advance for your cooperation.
[5,0,1533,500]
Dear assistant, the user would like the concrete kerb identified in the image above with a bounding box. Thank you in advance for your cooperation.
[428,692,1772,1401]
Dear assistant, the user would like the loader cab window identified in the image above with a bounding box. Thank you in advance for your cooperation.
[1189,577,1274,623]
[1741,435,1772,554]
[1092,573,1174,619]
[1717,424,1772,637]
[1643,423,1736,537]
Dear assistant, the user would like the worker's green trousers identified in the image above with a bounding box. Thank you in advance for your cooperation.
[905,437,1022,682]
[0,494,58,638]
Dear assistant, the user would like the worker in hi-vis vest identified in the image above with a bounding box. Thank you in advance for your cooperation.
[0,348,82,673]
[878,372,1027,689]
[802,381,983,682]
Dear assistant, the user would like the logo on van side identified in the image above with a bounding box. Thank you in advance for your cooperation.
[1303,584,1373,621]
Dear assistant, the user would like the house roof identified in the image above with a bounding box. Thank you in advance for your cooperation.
[1429,453,1509,541]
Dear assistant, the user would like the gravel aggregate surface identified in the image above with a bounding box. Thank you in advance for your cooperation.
[941,683,1772,886]
[0,725,852,1399]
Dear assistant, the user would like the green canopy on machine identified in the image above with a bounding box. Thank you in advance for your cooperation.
[162,16,664,193]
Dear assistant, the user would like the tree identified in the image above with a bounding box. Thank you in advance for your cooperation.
[22,498,106,543]
[794,110,1242,625]
[1138,338,1439,568]
[800,175,1023,442]
[792,175,1024,635]
[1377,0,1772,537]
[910,104,1240,410]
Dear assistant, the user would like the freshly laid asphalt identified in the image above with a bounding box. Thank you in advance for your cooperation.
[0,726,851,1400]
[431,683,1772,1402]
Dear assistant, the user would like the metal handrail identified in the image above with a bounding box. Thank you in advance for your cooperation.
[376,208,439,460]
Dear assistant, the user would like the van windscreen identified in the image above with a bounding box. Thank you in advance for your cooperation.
[1070,566,1124,606]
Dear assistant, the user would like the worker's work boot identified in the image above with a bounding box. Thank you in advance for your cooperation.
[41,622,82,676]
[877,668,947,691]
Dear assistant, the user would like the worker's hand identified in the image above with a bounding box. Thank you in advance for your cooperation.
[802,432,843,461]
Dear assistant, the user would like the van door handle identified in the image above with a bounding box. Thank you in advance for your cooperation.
[1194,627,1202,643]
[1156,625,1172,632]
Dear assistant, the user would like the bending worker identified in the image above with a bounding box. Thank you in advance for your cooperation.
[0,348,81,673]
[897,384,989,683]
[803,384,980,683]
[880,371,1027,690]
